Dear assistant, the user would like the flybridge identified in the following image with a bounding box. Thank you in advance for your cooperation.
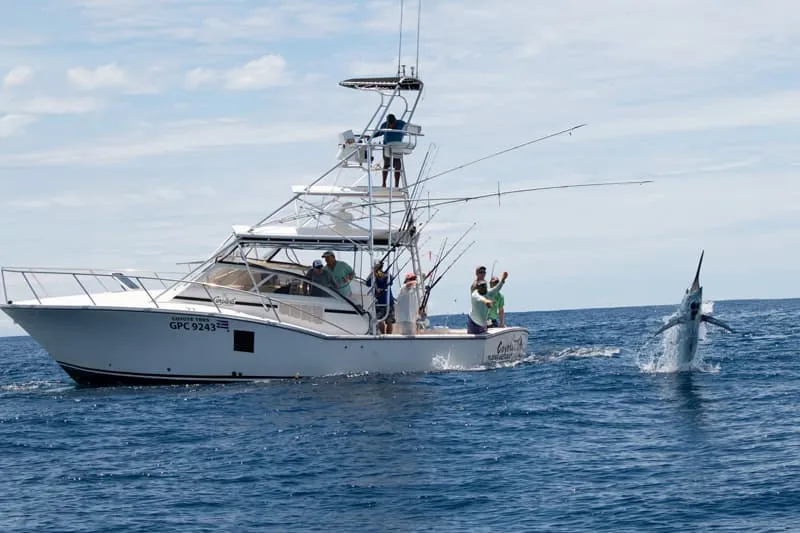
[289,185,409,198]
[230,224,408,251]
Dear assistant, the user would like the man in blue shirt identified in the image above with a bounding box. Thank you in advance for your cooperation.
[371,113,406,188]
[365,260,396,334]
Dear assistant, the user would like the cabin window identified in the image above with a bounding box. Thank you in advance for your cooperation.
[200,265,256,291]
[198,263,333,298]
[253,272,333,298]
[233,330,255,353]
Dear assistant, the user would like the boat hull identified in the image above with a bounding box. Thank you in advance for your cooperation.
[2,305,529,385]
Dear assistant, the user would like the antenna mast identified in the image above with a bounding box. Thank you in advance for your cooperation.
[415,0,422,77]
[397,0,404,76]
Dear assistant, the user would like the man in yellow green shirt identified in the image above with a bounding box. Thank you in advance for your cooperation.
[488,275,505,328]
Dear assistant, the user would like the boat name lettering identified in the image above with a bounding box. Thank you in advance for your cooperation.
[213,295,237,305]
[168,315,230,332]
[169,320,216,332]
[487,336,525,362]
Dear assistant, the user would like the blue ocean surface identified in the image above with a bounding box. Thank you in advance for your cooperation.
[1,299,799,532]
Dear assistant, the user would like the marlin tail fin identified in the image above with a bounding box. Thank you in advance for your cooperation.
[701,314,734,333]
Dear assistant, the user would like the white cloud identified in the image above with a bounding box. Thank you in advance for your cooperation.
[184,67,217,89]
[224,54,287,90]
[0,118,340,166]
[72,1,360,44]
[584,91,800,141]
[6,185,217,211]
[184,55,289,91]
[0,114,35,138]
[2,66,34,88]
[66,63,158,93]
[67,63,128,90]
[0,96,102,115]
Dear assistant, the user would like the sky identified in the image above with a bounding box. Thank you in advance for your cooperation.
[2,0,800,336]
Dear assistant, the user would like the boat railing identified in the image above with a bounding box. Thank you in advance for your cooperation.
[1,266,367,335]
[336,124,423,165]
[370,123,423,155]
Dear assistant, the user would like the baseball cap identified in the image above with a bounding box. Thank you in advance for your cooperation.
[321,250,335,258]
[312,259,324,268]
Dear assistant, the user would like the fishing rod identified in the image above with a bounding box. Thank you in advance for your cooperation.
[409,143,436,204]
[369,235,430,298]
[419,240,476,318]
[423,223,476,281]
[408,143,439,211]
[393,145,431,236]
[418,235,448,293]
[410,123,587,190]
[370,207,440,272]
[272,176,650,229]
[391,143,439,246]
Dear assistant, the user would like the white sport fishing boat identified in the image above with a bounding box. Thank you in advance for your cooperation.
[1,69,530,385]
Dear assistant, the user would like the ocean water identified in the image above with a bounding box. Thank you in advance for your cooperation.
[1,298,799,532]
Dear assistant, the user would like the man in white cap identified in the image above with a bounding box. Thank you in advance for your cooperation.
[395,272,420,336]
[321,250,354,297]
[305,259,334,296]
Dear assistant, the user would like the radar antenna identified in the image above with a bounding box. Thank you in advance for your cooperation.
[396,0,423,78]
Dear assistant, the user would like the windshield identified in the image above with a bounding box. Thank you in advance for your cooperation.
[196,262,333,298]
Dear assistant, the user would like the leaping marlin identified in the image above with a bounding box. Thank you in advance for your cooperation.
[654,251,734,367]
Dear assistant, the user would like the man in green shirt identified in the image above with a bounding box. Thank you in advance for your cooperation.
[322,250,354,298]
[488,276,505,327]
[468,272,507,334]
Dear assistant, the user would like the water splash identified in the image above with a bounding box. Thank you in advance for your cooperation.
[431,351,533,372]
[431,353,485,372]
[637,302,719,374]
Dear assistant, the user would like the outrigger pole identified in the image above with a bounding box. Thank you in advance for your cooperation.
[407,179,653,208]
[412,123,587,189]
[345,178,653,219]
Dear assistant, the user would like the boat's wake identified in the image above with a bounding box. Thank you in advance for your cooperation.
[431,352,535,372]
[0,380,75,395]
[544,346,621,362]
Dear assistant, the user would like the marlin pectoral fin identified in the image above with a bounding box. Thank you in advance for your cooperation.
[654,317,685,336]
[701,314,734,333]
